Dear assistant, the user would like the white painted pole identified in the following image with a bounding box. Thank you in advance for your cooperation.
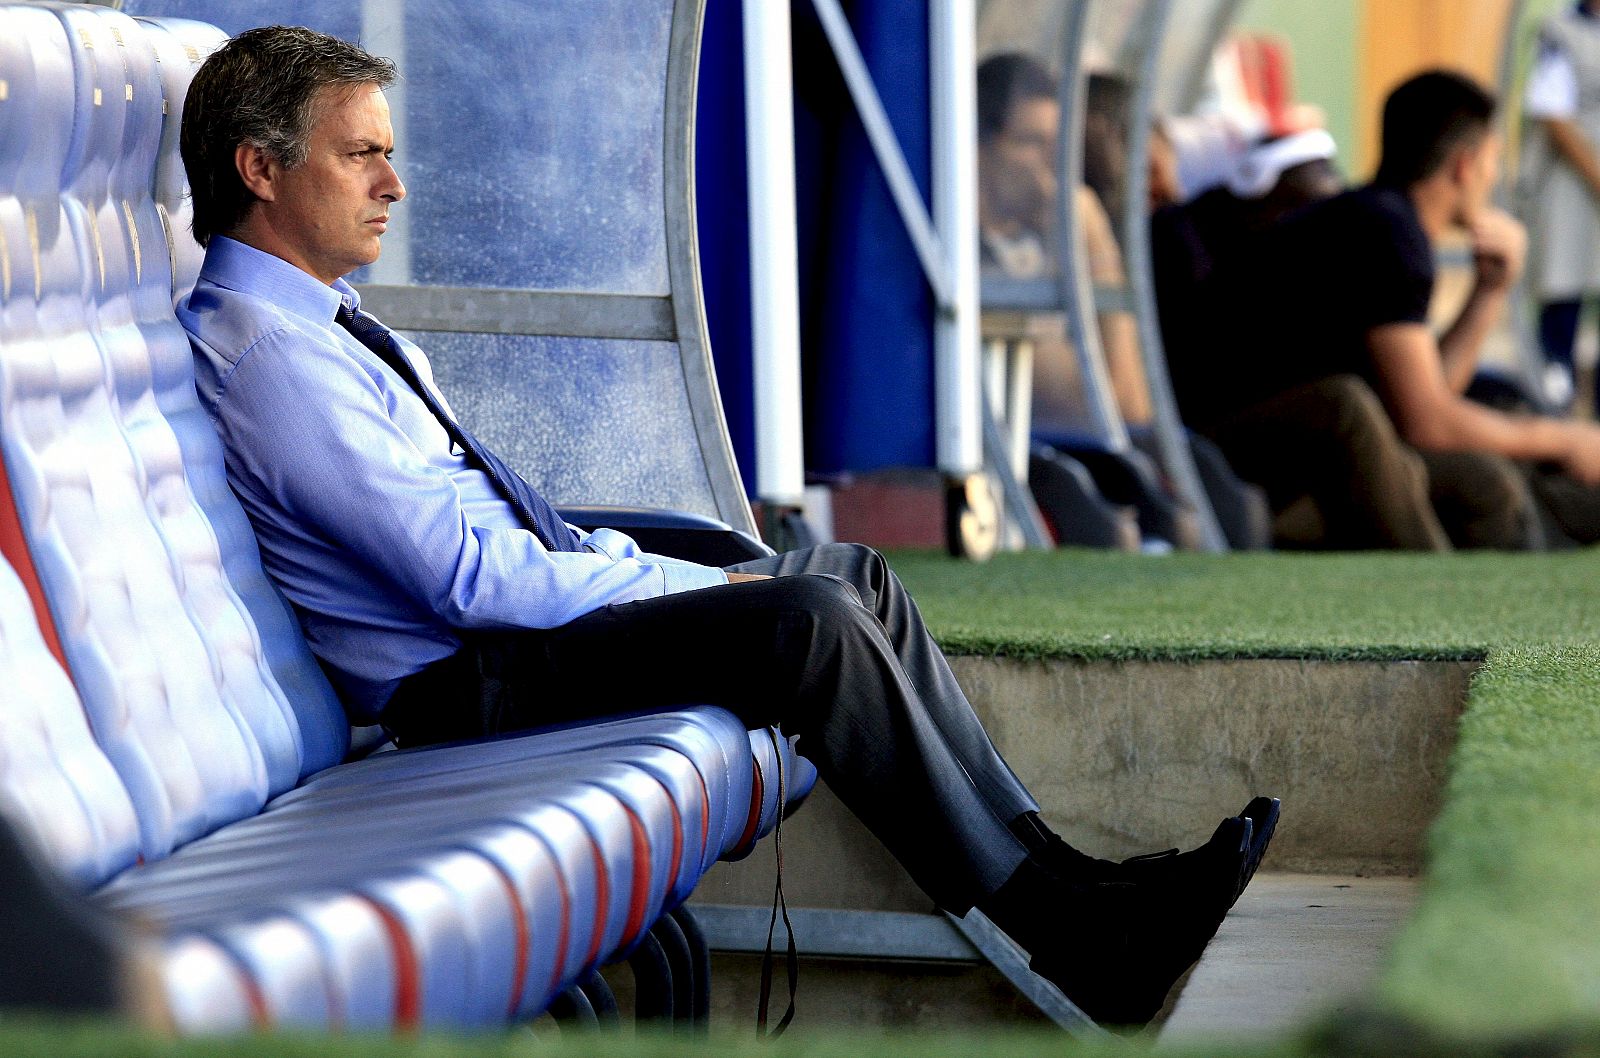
[742,0,807,507]
[929,0,982,475]
[361,0,411,285]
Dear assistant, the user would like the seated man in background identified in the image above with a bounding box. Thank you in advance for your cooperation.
[977,53,1154,429]
[176,27,1276,1027]
[1187,71,1600,549]
[1151,131,1456,550]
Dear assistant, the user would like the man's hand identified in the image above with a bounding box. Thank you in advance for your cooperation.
[725,572,773,584]
[1468,207,1527,296]
[1560,420,1600,486]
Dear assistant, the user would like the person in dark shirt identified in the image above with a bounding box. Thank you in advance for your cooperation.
[1181,71,1600,548]
[1153,136,1343,434]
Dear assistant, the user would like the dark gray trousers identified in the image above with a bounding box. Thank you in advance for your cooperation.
[384,543,1035,912]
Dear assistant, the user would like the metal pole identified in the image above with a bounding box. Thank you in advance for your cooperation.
[930,0,983,476]
[1168,0,1247,115]
[742,0,807,507]
[1056,0,1131,451]
[1120,0,1227,550]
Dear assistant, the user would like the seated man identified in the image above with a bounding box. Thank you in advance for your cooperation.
[976,53,1154,428]
[1188,71,1600,549]
[178,27,1275,1026]
[1149,134,1458,550]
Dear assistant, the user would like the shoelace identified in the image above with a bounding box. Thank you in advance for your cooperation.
[1121,847,1180,866]
[755,728,797,1037]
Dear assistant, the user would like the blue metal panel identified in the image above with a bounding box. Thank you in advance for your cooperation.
[798,1,937,473]
[698,1,941,476]
[695,0,758,493]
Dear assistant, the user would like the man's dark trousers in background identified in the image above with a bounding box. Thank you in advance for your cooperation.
[383,542,1038,913]
[1207,374,1542,550]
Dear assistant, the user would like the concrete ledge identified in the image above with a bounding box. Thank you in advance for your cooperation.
[701,656,1474,915]
[954,656,1475,875]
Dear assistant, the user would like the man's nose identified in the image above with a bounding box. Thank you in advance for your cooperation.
[379,158,406,202]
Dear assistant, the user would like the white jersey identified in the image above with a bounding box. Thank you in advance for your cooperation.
[1522,7,1600,300]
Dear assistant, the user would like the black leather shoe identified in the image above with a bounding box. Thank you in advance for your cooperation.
[1026,817,1251,1027]
[1032,811,1255,893]
[1235,796,1280,906]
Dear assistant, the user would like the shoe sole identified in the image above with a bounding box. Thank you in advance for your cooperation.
[1234,796,1281,906]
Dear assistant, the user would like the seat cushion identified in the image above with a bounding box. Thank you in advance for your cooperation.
[101,707,757,1031]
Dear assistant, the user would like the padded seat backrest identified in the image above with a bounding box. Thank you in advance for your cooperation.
[0,4,348,864]
[0,550,141,887]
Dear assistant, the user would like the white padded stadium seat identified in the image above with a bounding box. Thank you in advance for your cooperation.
[0,4,808,1032]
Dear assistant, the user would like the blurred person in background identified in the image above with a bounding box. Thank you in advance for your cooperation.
[1521,0,1600,411]
[977,54,1154,427]
[1190,71,1600,549]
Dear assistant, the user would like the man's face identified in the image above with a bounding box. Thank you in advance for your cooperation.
[979,94,1060,236]
[255,83,404,284]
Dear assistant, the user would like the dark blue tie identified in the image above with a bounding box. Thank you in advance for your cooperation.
[336,305,585,554]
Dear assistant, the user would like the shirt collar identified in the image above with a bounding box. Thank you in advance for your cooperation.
[198,236,362,324]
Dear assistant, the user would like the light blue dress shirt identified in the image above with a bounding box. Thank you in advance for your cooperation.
[181,237,728,721]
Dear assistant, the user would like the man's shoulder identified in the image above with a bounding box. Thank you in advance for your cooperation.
[179,238,347,368]
[1294,185,1429,267]
[180,278,310,367]
[1299,184,1412,230]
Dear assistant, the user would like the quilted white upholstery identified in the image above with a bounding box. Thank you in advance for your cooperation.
[0,4,811,1033]
[0,554,139,886]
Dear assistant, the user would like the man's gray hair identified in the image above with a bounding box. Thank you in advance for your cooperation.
[180,25,396,246]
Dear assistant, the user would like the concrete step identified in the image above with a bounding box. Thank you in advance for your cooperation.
[1158,872,1420,1046]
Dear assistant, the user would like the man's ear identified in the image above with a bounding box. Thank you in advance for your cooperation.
[235,142,279,203]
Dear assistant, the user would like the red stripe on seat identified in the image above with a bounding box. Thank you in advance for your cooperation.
[547,856,572,1000]
[583,835,608,969]
[362,898,422,1031]
[483,861,530,1019]
[214,944,272,1030]
[689,766,710,864]
[621,808,650,946]
[645,777,684,889]
[735,752,763,855]
[0,453,70,672]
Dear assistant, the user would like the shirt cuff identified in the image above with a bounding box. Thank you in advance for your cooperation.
[661,560,729,596]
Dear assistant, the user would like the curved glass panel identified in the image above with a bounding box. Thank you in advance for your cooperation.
[123,0,673,294]
[976,0,1149,438]
[1151,0,1238,115]
[421,333,716,513]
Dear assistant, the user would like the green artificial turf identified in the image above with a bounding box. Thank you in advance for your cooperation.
[0,1023,1309,1058]
[1377,644,1600,1037]
[886,548,1600,661]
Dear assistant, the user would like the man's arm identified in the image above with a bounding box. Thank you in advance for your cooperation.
[1542,117,1600,201]
[218,332,732,629]
[1525,38,1600,195]
[1369,321,1600,483]
[1436,208,1526,395]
